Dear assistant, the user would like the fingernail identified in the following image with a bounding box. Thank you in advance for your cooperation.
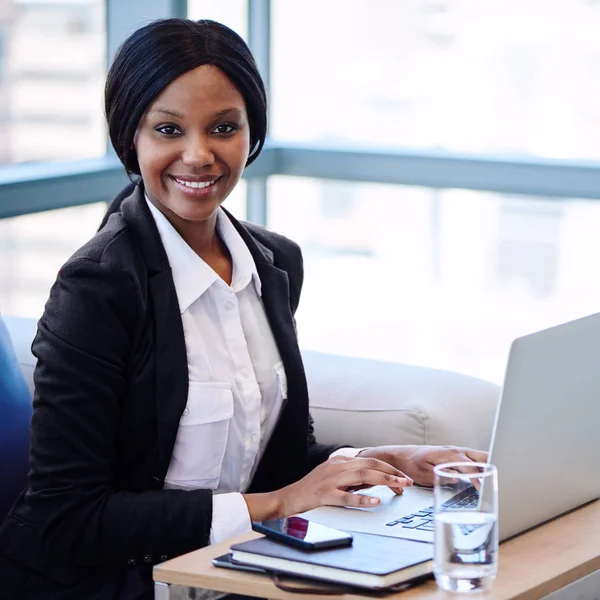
[369,497,379,505]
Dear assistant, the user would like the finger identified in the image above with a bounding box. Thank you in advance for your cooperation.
[465,449,488,463]
[327,455,355,465]
[336,467,412,490]
[448,462,484,476]
[346,457,414,481]
[330,490,383,508]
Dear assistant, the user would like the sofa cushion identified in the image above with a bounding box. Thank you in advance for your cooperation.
[0,316,33,522]
[303,351,499,451]
[3,315,500,459]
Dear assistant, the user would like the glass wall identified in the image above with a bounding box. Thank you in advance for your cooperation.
[268,176,600,382]
[0,0,106,164]
[271,0,600,159]
[0,0,107,318]
[2,0,600,387]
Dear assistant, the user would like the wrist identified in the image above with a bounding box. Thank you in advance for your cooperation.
[242,490,285,521]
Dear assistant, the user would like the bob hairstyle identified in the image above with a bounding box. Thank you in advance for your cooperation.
[105,18,267,175]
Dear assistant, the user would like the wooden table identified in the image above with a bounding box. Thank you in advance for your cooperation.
[154,500,600,600]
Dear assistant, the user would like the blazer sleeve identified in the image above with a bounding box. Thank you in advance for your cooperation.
[27,254,212,569]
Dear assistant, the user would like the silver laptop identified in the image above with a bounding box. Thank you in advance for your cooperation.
[301,312,600,543]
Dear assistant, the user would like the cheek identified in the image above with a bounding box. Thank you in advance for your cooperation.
[137,145,171,183]
[228,135,251,176]
[134,129,169,170]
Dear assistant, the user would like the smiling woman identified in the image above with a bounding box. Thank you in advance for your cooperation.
[0,18,486,600]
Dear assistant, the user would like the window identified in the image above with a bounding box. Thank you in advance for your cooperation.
[268,177,600,382]
[0,202,108,317]
[0,0,106,165]
[187,0,247,39]
[271,0,600,160]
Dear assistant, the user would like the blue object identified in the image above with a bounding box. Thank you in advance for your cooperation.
[0,316,32,523]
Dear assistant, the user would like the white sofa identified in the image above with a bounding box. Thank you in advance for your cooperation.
[4,315,499,452]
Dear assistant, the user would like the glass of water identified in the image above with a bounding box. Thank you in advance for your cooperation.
[433,462,498,593]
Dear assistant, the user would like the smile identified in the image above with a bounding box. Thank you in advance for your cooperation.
[171,177,220,189]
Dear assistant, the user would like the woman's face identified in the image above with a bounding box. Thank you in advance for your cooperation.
[134,64,251,225]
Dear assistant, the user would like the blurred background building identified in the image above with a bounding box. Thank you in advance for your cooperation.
[2,0,600,384]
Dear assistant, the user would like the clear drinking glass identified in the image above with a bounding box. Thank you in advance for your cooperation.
[433,462,498,593]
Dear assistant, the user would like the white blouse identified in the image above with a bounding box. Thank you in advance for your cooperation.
[146,199,359,543]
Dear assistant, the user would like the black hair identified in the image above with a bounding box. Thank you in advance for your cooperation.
[105,18,267,175]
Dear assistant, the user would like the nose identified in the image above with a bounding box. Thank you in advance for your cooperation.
[181,133,215,167]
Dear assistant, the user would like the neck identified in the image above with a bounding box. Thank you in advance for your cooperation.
[170,210,233,284]
[174,213,222,261]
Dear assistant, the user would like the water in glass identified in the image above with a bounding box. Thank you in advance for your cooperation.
[434,510,498,592]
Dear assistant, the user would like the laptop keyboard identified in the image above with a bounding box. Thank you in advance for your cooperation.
[385,485,479,533]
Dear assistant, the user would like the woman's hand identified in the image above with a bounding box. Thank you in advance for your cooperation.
[244,455,413,521]
[357,445,488,487]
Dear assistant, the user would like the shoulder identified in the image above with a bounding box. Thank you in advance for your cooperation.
[60,210,145,289]
[241,221,303,270]
[238,221,304,312]
[44,214,145,343]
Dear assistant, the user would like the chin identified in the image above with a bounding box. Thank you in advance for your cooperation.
[172,199,222,223]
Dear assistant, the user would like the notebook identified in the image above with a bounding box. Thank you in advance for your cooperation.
[230,531,433,590]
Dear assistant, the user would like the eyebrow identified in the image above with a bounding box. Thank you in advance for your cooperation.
[149,108,185,119]
[148,107,244,120]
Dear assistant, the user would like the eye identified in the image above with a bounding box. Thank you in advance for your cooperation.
[155,124,181,136]
[212,123,237,135]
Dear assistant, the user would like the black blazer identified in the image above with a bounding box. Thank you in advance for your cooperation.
[0,182,342,599]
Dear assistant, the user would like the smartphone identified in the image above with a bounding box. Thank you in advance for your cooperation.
[252,516,353,550]
[212,552,267,574]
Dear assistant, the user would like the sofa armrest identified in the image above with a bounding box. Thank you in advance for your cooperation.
[303,350,499,451]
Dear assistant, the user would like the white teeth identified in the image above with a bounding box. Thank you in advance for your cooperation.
[173,178,217,189]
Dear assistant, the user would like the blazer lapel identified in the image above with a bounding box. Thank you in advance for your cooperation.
[224,212,305,398]
[118,184,189,479]
[148,270,189,478]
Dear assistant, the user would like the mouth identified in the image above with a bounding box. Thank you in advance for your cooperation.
[169,175,222,191]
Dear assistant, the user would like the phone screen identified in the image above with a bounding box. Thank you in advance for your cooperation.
[254,516,353,548]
